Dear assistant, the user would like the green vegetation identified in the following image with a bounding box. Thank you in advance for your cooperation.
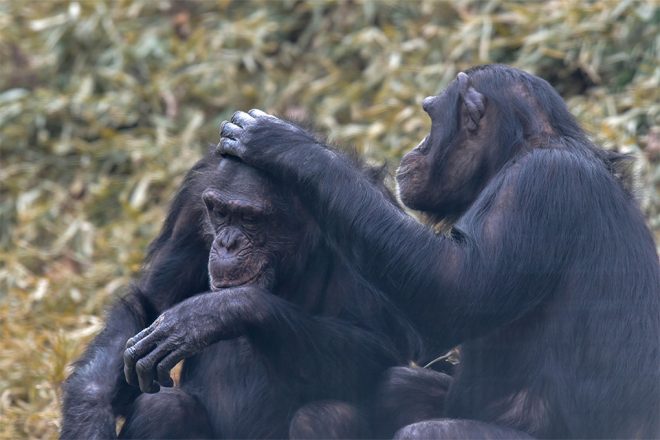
[1,1,657,438]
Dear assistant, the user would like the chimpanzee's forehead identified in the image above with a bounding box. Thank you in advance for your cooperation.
[214,157,278,198]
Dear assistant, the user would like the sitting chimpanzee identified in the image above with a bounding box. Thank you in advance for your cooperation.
[218,64,660,438]
[61,152,427,439]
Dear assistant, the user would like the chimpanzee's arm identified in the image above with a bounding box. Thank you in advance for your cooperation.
[218,112,599,349]
[61,156,217,439]
[124,286,400,401]
[61,243,209,438]
[61,292,148,439]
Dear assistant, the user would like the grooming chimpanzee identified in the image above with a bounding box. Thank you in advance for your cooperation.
[218,64,660,438]
[61,153,425,439]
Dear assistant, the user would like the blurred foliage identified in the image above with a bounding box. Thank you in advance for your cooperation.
[0,0,658,438]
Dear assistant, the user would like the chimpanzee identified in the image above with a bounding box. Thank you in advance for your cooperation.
[218,64,660,438]
[61,152,426,439]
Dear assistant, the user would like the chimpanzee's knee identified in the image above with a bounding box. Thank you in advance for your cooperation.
[289,400,370,439]
[119,388,212,439]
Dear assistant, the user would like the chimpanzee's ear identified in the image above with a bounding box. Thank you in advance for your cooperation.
[456,72,485,132]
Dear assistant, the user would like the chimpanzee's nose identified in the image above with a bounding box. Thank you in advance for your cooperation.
[217,229,243,252]
[225,233,239,251]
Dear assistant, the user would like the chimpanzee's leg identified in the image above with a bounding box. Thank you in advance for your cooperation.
[118,387,213,439]
[289,400,371,439]
[373,366,452,437]
[394,419,534,439]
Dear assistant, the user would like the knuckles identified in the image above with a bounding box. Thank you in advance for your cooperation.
[218,108,294,159]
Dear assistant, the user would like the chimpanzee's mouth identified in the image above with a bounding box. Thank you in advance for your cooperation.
[210,272,263,290]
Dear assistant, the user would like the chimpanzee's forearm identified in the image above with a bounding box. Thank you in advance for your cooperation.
[124,287,399,400]
[258,138,589,349]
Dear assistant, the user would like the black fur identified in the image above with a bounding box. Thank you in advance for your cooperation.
[61,152,424,438]
[218,64,660,438]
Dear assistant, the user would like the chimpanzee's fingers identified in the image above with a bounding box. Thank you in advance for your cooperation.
[135,344,172,393]
[230,110,255,128]
[217,137,245,158]
[123,355,137,387]
[220,121,242,140]
[126,325,156,349]
[156,350,185,387]
[137,371,159,394]
[124,329,161,386]
[247,109,272,118]
[126,313,164,349]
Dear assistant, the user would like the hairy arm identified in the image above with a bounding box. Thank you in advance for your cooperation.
[61,293,148,439]
[219,112,588,348]
[124,286,400,402]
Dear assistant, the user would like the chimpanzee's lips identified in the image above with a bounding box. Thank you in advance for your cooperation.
[211,272,262,290]
[208,252,268,291]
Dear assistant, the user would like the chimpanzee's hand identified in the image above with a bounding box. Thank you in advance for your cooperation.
[123,291,252,393]
[218,109,323,173]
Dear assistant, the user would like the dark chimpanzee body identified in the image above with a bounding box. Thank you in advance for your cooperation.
[61,153,425,439]
[218,64,660,438]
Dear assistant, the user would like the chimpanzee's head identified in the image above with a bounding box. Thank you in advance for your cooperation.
[396,65,576,220]
[202,157,318,291]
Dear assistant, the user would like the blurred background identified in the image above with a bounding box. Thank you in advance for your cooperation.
[0,0,658,437]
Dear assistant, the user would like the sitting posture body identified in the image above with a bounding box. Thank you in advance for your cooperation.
[218,64,660,438]
[61,153,424,439]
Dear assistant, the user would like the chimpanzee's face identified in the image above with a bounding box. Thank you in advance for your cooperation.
[396,77,491,220]
[202,158,315,291]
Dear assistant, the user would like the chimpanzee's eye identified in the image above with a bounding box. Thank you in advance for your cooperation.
[207,205,227,223]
